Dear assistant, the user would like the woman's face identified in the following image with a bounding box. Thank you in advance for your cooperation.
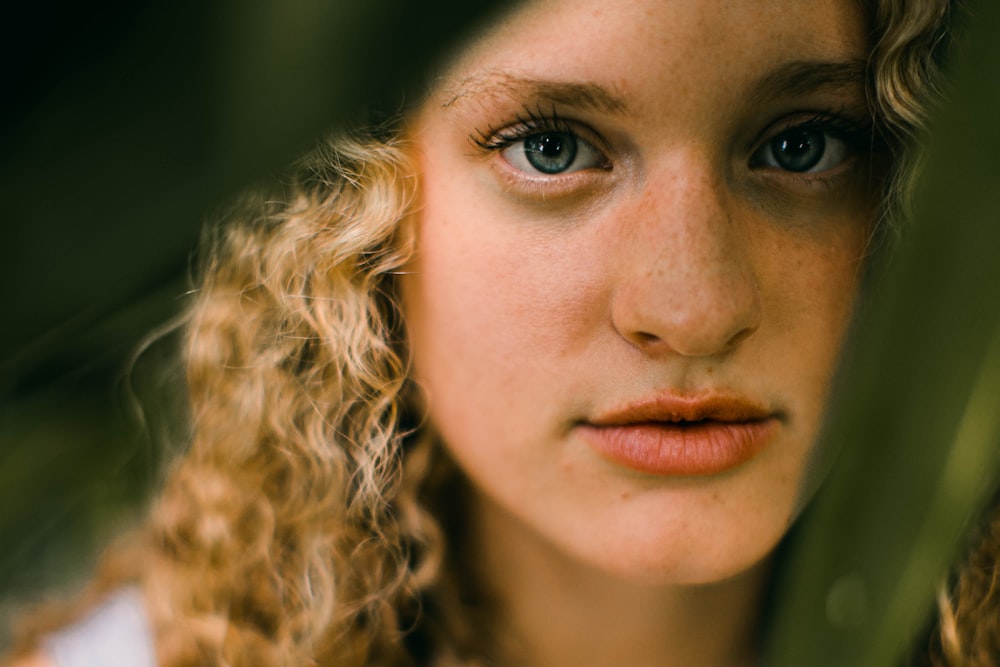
[402,0,875,585]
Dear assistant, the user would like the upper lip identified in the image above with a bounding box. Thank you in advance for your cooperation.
[586,392,777,426]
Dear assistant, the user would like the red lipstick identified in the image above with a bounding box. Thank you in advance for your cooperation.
[576,394,780,476]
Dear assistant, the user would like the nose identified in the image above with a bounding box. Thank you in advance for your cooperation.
[610,160,762,358]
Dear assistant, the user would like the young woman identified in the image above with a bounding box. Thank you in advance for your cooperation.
[5,0,963,665]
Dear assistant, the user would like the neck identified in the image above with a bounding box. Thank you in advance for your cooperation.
[467,491,771,667]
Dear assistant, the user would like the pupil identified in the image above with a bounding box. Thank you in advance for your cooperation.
[774,129,825,172]
[525,132,577,174]
[539,135,562,155]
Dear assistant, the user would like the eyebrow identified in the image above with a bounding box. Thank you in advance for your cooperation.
[441,71,629,116]
[440,59,868,117]
[748,59,869,105]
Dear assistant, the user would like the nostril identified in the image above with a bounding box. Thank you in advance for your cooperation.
[634,331,662,346]
[614,300,762,358]
[608,227,763,359]
[725,325,757,351]
[625,330,674,354]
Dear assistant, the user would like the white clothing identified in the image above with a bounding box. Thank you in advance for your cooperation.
[42,588,156,667]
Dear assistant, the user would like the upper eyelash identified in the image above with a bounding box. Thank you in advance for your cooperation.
[471,105,577,152]
[470,108,882,171]
[758,110,878,150]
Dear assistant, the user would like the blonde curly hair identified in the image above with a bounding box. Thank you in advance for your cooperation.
[8,2,976,666]
[136,127,498,666]
[144,133,422,666]
[867,0,956,233]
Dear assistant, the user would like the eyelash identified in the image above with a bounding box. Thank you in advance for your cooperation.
[470,107,877,181]
[471,105,584,153]
[469,105,610,175]
[749,111,877,172]
[770,111,868,142]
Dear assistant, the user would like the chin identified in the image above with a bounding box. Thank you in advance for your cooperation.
[586,537,778,589]
[556,494,793,588]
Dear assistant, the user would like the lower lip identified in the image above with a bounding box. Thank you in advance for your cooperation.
[576,419,779,476]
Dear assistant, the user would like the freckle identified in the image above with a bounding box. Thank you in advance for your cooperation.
[620,491,631,500]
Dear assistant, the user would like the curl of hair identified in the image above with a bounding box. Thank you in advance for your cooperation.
[930,503,1000,666]
[867,0,957,234]
[139,129,443,666]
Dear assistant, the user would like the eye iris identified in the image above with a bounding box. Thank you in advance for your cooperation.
[524,132,578,174]
[772,128,826,172]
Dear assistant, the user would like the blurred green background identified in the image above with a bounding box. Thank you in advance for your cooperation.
[2,1,999,665]
[766,2,1000,664]
[0,0,507,638]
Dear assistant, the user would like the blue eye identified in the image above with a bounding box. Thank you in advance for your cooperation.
[501,131,605,175]
[753,126,849,173]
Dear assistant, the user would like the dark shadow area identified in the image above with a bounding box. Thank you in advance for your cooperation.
[0,0,509,628]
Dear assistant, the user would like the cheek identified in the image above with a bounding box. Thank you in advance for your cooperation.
[404,173,609,377]
[399,179,608,449]
[793,229,866,363]
[405,119,613,350]
[759,215,868,466]
[757,202,869,348]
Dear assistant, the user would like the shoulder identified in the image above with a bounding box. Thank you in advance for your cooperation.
[17,588,157,667]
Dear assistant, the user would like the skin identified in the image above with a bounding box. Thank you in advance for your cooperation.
[403,0,877,665]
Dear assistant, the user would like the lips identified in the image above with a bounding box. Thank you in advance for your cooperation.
[576,393,781,476]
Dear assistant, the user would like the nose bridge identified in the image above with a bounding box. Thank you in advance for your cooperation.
[612,155,762,357]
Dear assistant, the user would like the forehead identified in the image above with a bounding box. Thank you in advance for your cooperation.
[432,0,868,115]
